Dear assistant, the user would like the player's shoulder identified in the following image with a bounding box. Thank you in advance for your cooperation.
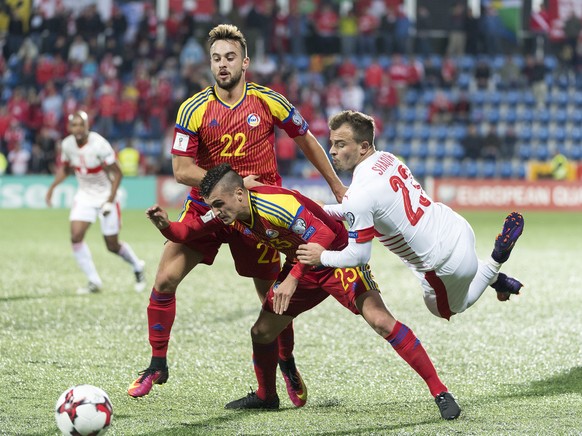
[176,86,215,127]
[178,86,215,112]
[88,131,113,148]
[246,82,292,107]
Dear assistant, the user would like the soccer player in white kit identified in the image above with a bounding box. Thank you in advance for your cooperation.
[297,110,524,319]
[46,111,146,294]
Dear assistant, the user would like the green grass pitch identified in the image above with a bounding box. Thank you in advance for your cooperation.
[0,209,581,435]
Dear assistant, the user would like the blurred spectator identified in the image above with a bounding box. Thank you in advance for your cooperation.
[118,139,143,176]
[446,2,466,57]
[275,133,297,177]
[34,126,58,174]
[363,57,384,107]
[325,79,343,116]
[423,58,442,88]
[481,5,502,56]
[427,91,454,124]
[246,2,267,57]
[497,55,522,90]
[7,140,30,175]
[95,85,117,139]
[270,4,290,57]
[501,124,517,159]
[378,8,396,54]
[340,76,365,112]
[287,2,308,56]
[388,54,410,101]
[415,6,432,56]
[440,56,458,89]
[4,120,26,154]
[180,37,205,67]
[522,55,547,106]
[453,91,472,124]
[68,35,90,64]
[474,59,491,89]
[76,4,105,42]
[460,123,483,160]
[40,81,64,131]
[357,7,379,56]
[465,7,481,55]
[0,150,7,175]
[482,123,502,161]
[394,7,411,54]
[563,12,581,69]
[375,73,399,121]
[339,8,358,57]
[408,55,425,90]
[7,88,29,124]
[549,151,569,180]
[313,4,339,55]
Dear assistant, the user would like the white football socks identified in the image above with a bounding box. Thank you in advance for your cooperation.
[72,241,102,287]
[466,259,501,308]
[116,242,143,272]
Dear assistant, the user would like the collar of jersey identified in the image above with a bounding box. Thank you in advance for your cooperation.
[212,83,247,109]
[240,189,256,228]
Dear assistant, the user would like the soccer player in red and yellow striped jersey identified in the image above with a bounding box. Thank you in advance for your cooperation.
[128,24,347,402]
[144,163,460,419]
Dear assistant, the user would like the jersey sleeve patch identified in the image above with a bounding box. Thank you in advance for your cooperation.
[173,132,189,152]
[349,226,376,243]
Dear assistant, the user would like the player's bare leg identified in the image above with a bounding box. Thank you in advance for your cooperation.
[128,241,202,398]
[225,310,295,410]
[71,220,102,294]
[104,234,146,292]
[357,291,461,420]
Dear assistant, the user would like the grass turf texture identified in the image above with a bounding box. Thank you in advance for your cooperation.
[0,209,581,435]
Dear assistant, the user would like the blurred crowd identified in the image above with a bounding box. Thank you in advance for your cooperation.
[0,0,581,178]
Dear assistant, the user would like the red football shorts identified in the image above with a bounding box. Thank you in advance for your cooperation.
[263,262,380,317]
[177,198,281,281]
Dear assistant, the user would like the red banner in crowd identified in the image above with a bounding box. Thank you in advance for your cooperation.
[547,0,582,40]
[429,179,582,211]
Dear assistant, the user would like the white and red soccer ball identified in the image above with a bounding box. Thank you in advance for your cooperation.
[55,384,113,435]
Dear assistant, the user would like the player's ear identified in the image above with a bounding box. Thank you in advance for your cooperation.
[242,56,250,71]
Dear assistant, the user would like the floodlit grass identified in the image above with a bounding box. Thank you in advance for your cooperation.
[1,209,581,435]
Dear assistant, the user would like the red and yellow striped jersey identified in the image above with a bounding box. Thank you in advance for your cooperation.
[171,82,309,199]
[161,185,347,280]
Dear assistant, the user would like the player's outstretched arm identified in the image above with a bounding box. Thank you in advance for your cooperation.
[294,131,347,202]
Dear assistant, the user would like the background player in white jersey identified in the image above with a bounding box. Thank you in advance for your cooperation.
[45,111,146,294]
[297,110,524,319]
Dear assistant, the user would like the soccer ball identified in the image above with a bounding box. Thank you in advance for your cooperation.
[55,384,113,435]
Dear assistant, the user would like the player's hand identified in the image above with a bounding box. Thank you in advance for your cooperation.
[101,202,114,216]
[146,204,170,230]
[272,277,298,315]
[296,243,325,265]
[243,174,264,189]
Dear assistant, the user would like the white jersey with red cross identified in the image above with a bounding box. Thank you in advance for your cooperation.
[60,131,117,207]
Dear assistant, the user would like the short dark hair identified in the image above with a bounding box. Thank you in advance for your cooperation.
[328,110,375,145]
[208,24,248,57]
[200,163,244,198]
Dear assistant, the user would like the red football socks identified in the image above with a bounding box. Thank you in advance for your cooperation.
[147,289,176,358]
[386,321,448,397]
[252,340,279,401]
